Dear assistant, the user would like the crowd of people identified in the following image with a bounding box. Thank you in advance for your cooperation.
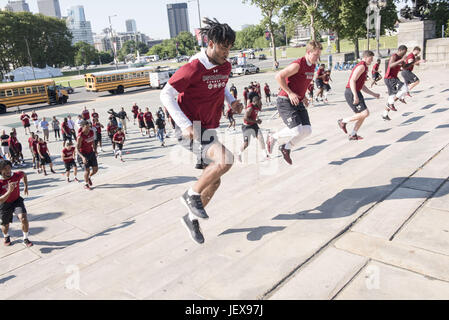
[0,17,426,248]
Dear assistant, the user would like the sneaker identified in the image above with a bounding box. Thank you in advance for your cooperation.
[279,144,292,165]
[74,177,79,182]
[338,119,348,134]
[387,104,397,112]
[84,184,91,190]
[180,191,209,220]
[399,98,407,104]
[114,152,118,159]
[406,92,412,98]
[23,238,33,247]
[67,178,71,183]
[266,134,276,154]
[88,178,93,186]
[3,236,11,246]
[51,169,56,174]
[382,114,392,121]
[349,134,364,141]
[181,215,205,244]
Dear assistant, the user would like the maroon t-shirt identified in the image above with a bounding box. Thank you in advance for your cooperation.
[169,51,232,129]
[372,63,380,74]
[385,54,402,79]
[346,61,368,92]
[61,122,71,135]
[0,171,24,203]
[132,105,139,115]
[403,53,416,72]
[279,57,316,100]
[38,141,48,154]
[78,130,94,154]
[137,112,145,122]
[82,110,90,120]
[144,112,153,123]
[62,147,75,163]
[31,113,38,121]
[244,103,261,125]
[20,114,30,126]
[113,131,125,144]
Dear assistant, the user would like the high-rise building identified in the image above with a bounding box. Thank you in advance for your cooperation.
[4,0,30,13]
[37,0,61,18]
[66,5,94,45]
[126,19,137,33]
[167,3,190,39]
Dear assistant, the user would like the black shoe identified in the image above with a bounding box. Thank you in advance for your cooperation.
[382,114,392,121]
[181,191,209,220]
[4,236,11,246]
[338,119,348,134]
[181,215,205,244]
[23,238,33,247]
[279,144,292,165]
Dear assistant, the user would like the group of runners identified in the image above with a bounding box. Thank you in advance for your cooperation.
[1,17,426,248]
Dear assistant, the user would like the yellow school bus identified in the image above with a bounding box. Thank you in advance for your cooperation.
[0,79,69,114]
[84,66,155,94]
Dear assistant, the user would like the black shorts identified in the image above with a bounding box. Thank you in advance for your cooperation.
[227,113,234,121]
[315,79,324,89]
[116,143,123,151]
[277,97,311,129]
[372,72,381,80]
[175,126,218,167]
[242,124,260,143]
[64,160,76,172]
[40,153,52,165]
[323,83,331,92]
[384,78,404,96]
[24,123,30,128]
[146,122,155,129]
[81,152,98,169]
[63,133,72,143]
[133,113,138,119]
[139,121,146,129]
[96,132,102,142]
[0,197,26,226]
[344,88,368,114]
[401,70,419,85]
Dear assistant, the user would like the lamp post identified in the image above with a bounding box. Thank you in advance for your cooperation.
[108,14,118,70]
[188,0,203,46]
[367,0,387,56]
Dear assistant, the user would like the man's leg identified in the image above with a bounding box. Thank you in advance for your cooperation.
[408,80,420,91]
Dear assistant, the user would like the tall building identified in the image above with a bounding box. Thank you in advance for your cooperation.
[4,0,30,13]
[37,0,61,18]
[66,5,94,45]
[167,3,190,39]
[126,19,137,33]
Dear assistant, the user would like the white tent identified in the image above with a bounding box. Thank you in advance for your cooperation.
[4,66,63,82]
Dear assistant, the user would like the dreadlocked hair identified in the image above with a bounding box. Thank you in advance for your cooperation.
[200,18,236,47]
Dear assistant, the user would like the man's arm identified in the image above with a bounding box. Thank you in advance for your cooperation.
[388,55,406,68]
[243,106,256,125]
[275,62,301,106]
[160,83,192,132]
[0,183,15,204]
[22,172,28,196]
[76,135,86,162]
[361,85,380,98]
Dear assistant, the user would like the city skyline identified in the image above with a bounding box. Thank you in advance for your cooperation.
[0,0,263,39]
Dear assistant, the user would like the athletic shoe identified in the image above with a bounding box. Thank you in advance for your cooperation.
[23,238,33,248]
[266,134,276,154]
[84,184,91,190]
[406,92,412,97]
[382,114,392,121]
[88,178,93,186]
[349,134,364,141]
[3,236,11,246]
[181,215,204,244]
[399,98,407,104]
[115,152,118,159]
[181,191,209,220]
[338,119,348,134]
[74,177,79,182]
[387,104,397,112]
[51,169,56,174]
[279,144,292,165]
[67,178,71,183]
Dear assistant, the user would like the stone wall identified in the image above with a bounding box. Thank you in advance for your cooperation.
[425,38,449,62]
[398,20,436,59]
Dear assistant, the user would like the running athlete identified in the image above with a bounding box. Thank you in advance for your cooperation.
[237,95,269,162]
[91,109,99,121]
[144,108,156,138]
[62,141,78,183]
[31,110,39,133]
[81,106,91,122]
[137,109,146,136]
[160,18,242,244]
[266,40,322,165]
[37,138,55,175]
[370,59,382,88]
[107,118,118,153]
[401,46,425,94]
[77,121,98,190]
[20,112,31,135]
[131,103,139,125]
[382,45,408,121]
[112,127,126,162]
[322,69,332,103]
[27,133,38,170]
[338,50,381,141]
[307,81,314,106]
[31,135,40,173]
[264,83,271,103]
[92,118,104,154]
[243,87,249,108]
[0,160,32,247]
[315,64,326,102]
[226,104,236,131]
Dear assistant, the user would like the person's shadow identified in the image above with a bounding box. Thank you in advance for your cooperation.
[272,177,447,221]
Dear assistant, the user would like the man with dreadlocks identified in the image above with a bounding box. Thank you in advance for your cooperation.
[161,18,243,244]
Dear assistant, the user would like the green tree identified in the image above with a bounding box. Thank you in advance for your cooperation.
[74,42,97,66]
[235,24,265,49]
[243,0,286,69]
[282,0,323,42]
[96,51,113,65]
[427,0,449,38]
[321,0,343,52]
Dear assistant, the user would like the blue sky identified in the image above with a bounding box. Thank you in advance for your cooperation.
[1,0,264,39]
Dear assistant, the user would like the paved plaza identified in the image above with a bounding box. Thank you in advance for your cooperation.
[0,62,449,299]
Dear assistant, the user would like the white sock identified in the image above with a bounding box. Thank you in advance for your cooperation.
[388,95,395,105]
[188,187,200,197]
[285,142,292,150]
[23,232,29,240]
[188,212,198,222]
[351,130,357,136]
[3,233,9,238]
[342,118,351,123]
[383,110,389,117]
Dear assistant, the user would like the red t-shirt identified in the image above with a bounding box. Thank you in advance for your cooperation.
[31,113,38,121]
[92,112,99,119]
[144,112,153,123]
[107,123,118,135]
[132,106,139,115]
[323,74,330,84]
[169,52,232,129]
[38,141,48,154]
[93,122,102,134]
[78,130,94,154]
[372,63,380,74]
[279,57,316,100]
[137,112,145,122]
[244,103,261,125]
[62,147,75,163]
[346,61,368,92]
[82,110,90,120]
[27,137,34,148]
[61,122,71,134]
[20,114,30,126]
[385,54,402,79]
[264,85,270,95]
[0,171,24,203]
[243,90,248,100]
[316,68,325,79]
[8,136,19,149]
[113,131,125,144]
[32,140,38,153]
[403,53,416,72]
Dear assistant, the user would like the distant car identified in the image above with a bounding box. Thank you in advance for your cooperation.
[258,54,267,60]
[61,66,71,72]
[234,64,259,75]
[56,85,74,94]
[294,42,307,48]
[86,65,97,70]
[176,55,190,62]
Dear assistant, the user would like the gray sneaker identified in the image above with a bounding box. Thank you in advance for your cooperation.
[181,215,205,244]
[181,191,209,220]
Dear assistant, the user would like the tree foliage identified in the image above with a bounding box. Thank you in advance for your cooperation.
[74,42,98,66]
[147,31,199,59]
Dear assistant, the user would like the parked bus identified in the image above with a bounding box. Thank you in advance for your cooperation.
[0,79,69,114]
[84,66,155,94]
